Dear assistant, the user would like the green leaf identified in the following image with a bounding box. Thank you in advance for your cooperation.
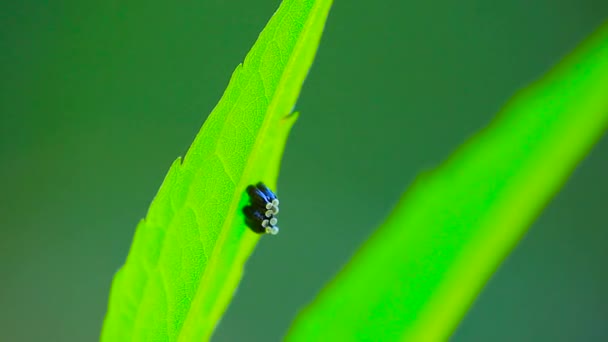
[101,0,333,341]
[287,22,608,341]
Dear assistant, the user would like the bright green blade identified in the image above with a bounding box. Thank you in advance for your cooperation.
[101,1,333,341]
[288,22,608,342]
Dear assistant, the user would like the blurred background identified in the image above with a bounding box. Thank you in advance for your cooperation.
[1,0,607,341]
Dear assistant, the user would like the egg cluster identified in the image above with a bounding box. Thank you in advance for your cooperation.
[243,182,280,235]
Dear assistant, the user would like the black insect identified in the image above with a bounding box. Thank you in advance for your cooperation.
[243,182,280,235]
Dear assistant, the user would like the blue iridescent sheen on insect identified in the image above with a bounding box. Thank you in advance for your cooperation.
[243,182,280,235]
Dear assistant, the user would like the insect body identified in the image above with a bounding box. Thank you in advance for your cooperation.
[243,182,280,235]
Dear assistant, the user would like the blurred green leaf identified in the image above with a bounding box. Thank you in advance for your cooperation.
[101,0,332,340]
[288,22,608,341]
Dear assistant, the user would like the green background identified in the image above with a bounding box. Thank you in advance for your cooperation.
[1,1,607,341]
